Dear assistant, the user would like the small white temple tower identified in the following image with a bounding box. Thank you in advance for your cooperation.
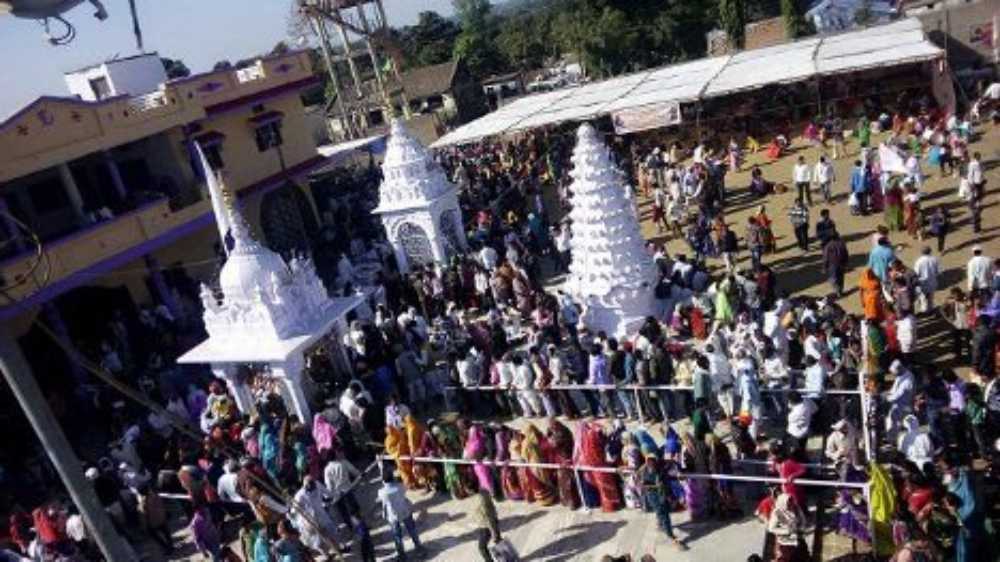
[373,119,466,273]
[566,123,657,337]
[178,144,363,424]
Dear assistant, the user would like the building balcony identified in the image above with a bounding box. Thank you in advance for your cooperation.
[0,191,211,308]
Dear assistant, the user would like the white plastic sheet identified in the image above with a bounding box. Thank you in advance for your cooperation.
[431,18,942,147]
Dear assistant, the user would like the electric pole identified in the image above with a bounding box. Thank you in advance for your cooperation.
[0,328,134,561]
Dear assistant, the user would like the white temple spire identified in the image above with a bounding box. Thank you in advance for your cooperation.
[565,122,657,337]
[195,142,231,254]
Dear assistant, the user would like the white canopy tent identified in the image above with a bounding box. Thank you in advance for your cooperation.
[432,18,943,147]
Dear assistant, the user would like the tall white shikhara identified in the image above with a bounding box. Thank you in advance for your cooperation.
[566,123,657,337]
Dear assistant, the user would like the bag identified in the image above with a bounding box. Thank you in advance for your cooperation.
[489,538,521,562]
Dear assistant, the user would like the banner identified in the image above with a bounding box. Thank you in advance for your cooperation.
[612,101,682,134]
[878,143,907,175]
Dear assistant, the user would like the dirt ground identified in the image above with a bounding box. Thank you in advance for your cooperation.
[634,121,1000,374]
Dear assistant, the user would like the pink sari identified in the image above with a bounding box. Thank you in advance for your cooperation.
[463,425,495,493]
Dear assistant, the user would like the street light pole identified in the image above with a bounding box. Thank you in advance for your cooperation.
[0,328,134,561]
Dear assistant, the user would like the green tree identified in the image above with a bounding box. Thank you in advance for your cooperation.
[452,0,492,33]
[781,0,808,38]
[719,0,747,49]
[271,40,291,55]
[160,57,190,79]
[213,60,233,71]
[402,11,460,67]
[454,31,505,77]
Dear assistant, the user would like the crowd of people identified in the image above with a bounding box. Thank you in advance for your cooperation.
[2,79,1000,562]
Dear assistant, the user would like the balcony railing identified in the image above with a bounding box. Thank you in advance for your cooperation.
[0,187,210,306]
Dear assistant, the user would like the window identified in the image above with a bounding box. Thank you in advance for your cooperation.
[254,122,283,152]
[89,77,112,100]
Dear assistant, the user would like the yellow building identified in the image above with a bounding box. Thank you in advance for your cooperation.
[0,50,357,388]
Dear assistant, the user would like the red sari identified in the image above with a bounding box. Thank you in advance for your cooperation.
[580,422,622,512]
[520,424,557,506]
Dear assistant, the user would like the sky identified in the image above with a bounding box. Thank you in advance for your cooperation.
[0,0,468,119]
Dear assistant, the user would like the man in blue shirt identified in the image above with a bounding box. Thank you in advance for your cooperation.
[850,160,868,215]
[868,237,895,281]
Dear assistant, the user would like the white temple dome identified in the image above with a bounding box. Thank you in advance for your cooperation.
[376,119,451,211]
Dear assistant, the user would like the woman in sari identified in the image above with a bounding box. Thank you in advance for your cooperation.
[510,430,535,502]
[414,420,445,493]
[680,432,712,520]
[520,423,557,506]
[620,432,643,509]
[755,206,776,254]
[463,423,495,495]
[858,268,884,322]
[884,181,904,232]
[903,186,922,240]
[572,422,601,509]
[580,421,622,512]
[495,425,523,501]
[545,418,579,509]
[404,416,434,493]
[432,422,472,499]
[705,434,740,518]
[384,425,417,489]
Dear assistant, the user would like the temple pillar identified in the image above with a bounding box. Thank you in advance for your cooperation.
[144,255,183,320]
[212,364,254,415]
[273,354,310,423]
[57,162,86,223]
[42,302,88,387]
[102,150,127,201]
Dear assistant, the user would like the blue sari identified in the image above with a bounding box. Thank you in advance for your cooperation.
[948,470,987,562]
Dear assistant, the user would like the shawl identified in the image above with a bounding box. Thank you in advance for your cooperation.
[546,419,574,462]
[312,414,337,456]
[868,462,897,557]
[464,425,487,461]
[521,424,549,478]
[384,426,410,460]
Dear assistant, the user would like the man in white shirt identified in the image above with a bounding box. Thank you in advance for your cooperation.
[456,350,481,388]
[792,156,813,206]
[216,460,244,505]
[512,354,543,416]
[786,391,817,452]
[967,246,992,292]
[884,360,915,439]
[813,155,836,203]
[802,355,827,400]
[705,343,735,418]
[324,456,361,524]
[913,246,940,312]
[478,244,499,271]
[967,152,984,190]
[378,472,424,559]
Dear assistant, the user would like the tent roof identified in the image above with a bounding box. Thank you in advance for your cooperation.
[432,18,941,147]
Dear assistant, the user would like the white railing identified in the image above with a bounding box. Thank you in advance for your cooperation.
[127,91,169,112]
[236,62,266,84]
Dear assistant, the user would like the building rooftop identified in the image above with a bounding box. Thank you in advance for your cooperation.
[64,51,161,75]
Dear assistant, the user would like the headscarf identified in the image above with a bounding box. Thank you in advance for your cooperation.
[896,415,933,470]
[464,424,487,461]
[663,426,681,457]
[680,432,708,472]
[312,413,337,455]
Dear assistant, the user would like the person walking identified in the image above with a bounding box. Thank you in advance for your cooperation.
[913,247,941,313]
[792,156,813,206]
[927,206,950,253]
[814,155,836,203]
[746,216,765,271]
[190,505,223,562]
[849,160,869,215]
[377,472,424,561]
[637,455,687,550]
[967,246,992,293]
[788,198,810,252]
[822,231,849,297]
[815,208,837,248]
[474,488,503,561]
[967,152,984,233]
